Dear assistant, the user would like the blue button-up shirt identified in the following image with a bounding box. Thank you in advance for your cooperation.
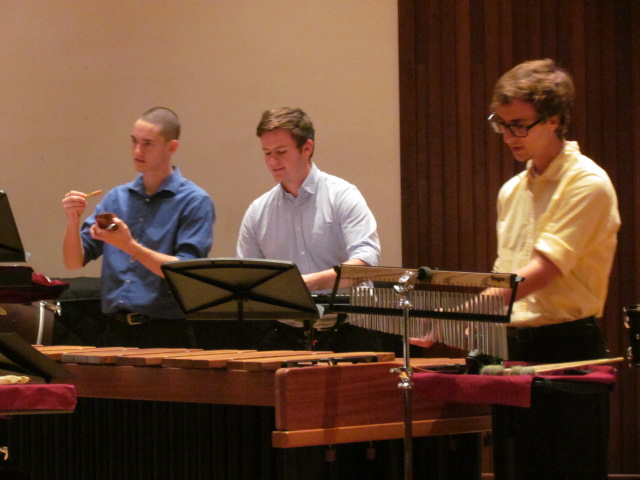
[236,163,380,291]
[81,167,215,318]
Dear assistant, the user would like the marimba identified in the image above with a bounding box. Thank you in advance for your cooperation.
[3,346,491,480]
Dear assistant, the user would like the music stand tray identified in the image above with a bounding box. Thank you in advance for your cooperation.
[161,258,321,322]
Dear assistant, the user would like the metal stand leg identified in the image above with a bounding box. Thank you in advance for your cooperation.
[303,319,315,350]
[37,301,46,345]
[392,272,416,480]
[37,301,59,345]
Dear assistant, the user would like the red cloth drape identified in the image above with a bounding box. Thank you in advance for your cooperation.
[0,383,76,413]
[413,365,617,408]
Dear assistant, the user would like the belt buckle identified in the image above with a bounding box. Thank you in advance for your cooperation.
[126,313,143,325]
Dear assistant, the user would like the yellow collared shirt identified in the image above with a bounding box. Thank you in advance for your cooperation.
[494,141,621,327]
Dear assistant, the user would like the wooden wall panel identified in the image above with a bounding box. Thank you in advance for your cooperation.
[399,0,640,473]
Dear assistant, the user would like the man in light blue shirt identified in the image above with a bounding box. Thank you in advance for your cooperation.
[62,107,215,347]
[236,107,381,351]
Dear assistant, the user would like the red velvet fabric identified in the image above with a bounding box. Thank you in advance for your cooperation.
[0,384,76,413]
[413,365,617,408]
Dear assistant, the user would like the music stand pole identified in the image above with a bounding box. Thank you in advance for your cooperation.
[392,272,416,480]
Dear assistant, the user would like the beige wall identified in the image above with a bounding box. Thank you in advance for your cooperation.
[1,0,400,279]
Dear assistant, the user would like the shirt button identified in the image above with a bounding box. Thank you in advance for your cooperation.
[300,251,305,255]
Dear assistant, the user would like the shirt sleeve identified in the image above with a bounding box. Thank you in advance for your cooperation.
[173,194,215,260]
[535,174,618,276]
[335,186,381,266]
[236,202,265,259]
[81,200,106,264]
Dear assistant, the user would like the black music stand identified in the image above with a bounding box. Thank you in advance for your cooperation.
[0,332,73,382]
[0,191,27,263]
[161,258,321,347]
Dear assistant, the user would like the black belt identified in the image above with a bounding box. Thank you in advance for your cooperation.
[507,316,597,343]
[109,311,171,326]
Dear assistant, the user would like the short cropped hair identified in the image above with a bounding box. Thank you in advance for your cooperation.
[140,107,181,141]
[491,59,575,139]
[256,107,315,149]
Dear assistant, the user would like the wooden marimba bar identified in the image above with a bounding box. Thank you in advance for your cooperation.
[37,345,394,369]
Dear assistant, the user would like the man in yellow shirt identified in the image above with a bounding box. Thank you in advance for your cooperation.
[488,58,620,364]
[488,59,619,480]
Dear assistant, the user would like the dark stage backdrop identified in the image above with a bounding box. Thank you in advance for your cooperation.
[398,0,640,474]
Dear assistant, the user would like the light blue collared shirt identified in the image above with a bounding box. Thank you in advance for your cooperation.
[236,163,380,291]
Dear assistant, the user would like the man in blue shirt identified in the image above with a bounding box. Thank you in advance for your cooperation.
[235,107,382,351]
[61,107,215,348]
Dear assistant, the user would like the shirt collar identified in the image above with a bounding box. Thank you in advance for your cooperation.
[526,141,577,181]
[279,162,319,199]
[128,166,183,197]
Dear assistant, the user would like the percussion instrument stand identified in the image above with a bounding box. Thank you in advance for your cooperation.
[327,264,522,480]
[391,272,417,480]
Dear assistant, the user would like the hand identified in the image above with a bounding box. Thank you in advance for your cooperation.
[90,216,137,254]
[62,190,89,224]
[409,336,435,348]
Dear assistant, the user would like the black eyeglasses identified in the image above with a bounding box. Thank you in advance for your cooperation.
[487,113,544,138]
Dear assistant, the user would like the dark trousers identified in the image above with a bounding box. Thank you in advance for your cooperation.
[494,317,611,480]
[492,379,611,480]
[190,319,385,352]
[507,316,607,363]
[191,320,273,350]
[259,321,384,352]
[100,316,194,348]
